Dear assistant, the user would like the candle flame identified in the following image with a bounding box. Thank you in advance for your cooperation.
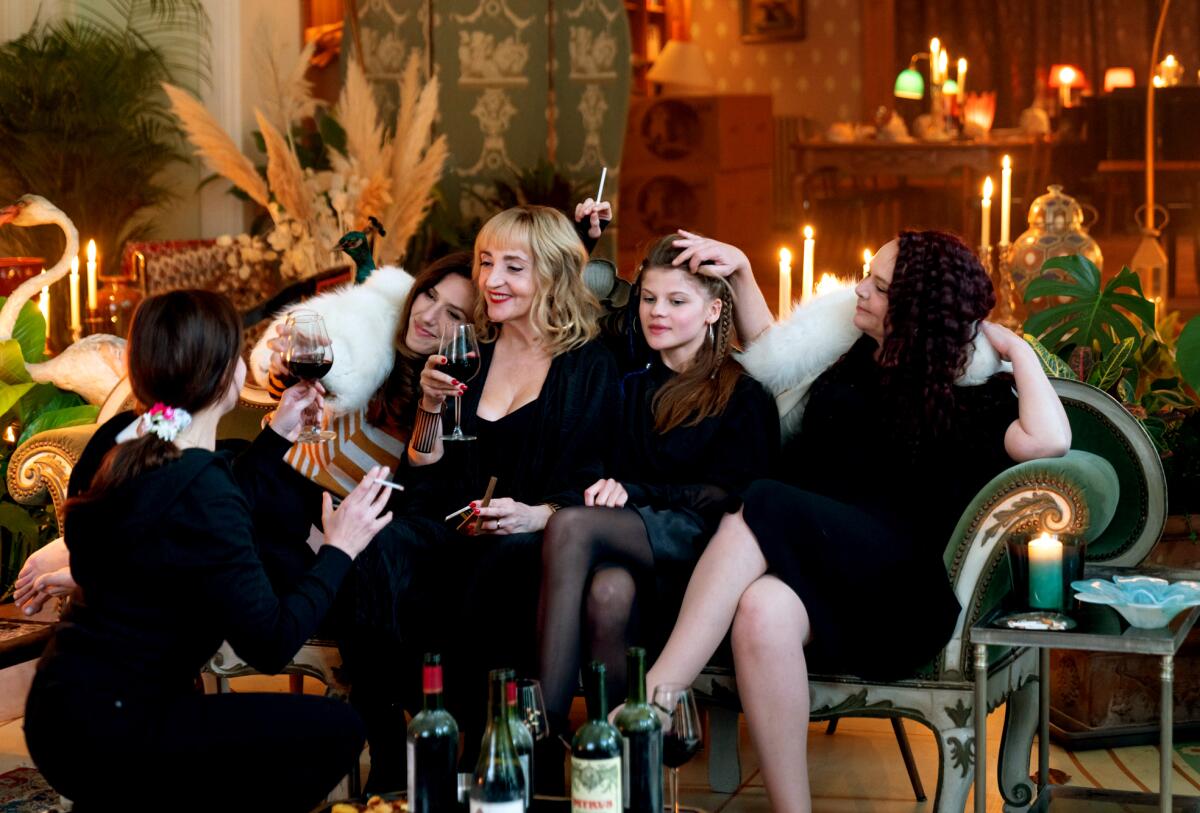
[1165,54,1177,67]
[86,239,96,263]
[982,176,993,200]
[1002,154,1011,170]
[958,57,967,75]
[815,273,842,297]
[863,248,872,264]
[3,425,15,444]
[930,37,940,56]
[779,247,792,265]
[803,225,814,240]
[1030,532,1061,548]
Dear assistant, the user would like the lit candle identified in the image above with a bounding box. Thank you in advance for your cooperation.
[778,247,792,318]
[1000,155,1012,246]
[980,176,993,249]
[938,51,948,89]
[1027,532,1064,610]
[862,248,872,278]
[930,38,941,82]
[801,226,815,304]
[69,256,82,333]
[957,58,967,105]
[86,239,98,312]
[38,269,49,332]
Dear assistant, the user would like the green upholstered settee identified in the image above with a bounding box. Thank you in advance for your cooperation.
[696,378,1165,813]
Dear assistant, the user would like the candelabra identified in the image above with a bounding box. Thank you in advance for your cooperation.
[979,243,1021,330]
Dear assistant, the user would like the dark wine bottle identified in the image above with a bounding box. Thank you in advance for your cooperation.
[407,653,459,813]
[470,669,526,812]
[571,661,622,813]
[613,648,662,812]
[505,671,534,808]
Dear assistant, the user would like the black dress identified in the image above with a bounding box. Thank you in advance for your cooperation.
[742,336,1019,680]
[24,423,364,811]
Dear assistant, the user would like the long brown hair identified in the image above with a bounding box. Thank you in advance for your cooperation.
[66,290,243,510]
[637,234,741,433]
[366,252,474,434]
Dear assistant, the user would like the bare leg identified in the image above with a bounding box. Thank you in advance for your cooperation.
[586,567,638,703]
[645,508,767,693]
[731,575,812,813]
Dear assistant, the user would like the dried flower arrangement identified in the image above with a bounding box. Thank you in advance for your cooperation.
[164,44,447,281]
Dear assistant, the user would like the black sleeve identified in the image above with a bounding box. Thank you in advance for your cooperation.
[538,345,619,508]
[182,464,351,674]
[228,423,296,513]
[68,411,137,497]
[573,213,612,256]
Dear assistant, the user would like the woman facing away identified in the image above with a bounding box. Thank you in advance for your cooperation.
[22,290,394,812]
[341,204,618,790]
[637,229,1071,812]
[535,234,779,752]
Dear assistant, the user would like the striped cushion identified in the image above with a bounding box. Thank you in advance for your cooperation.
[284,410,407,497]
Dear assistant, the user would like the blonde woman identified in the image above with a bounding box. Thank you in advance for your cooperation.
[341,205,618,791]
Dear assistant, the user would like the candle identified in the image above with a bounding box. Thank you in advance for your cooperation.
[930,38,941,82]
[800,226,815,304]
[778,247,792,318]
[980,176,993,249]
[957,58,967,105]
[862,248,872,278]
[938,51,948,89]
[1027,532,1064,610]
[69,256,82,333]
[1000,155,1012,246]
[38,269,49,332]
[86,239,98,312]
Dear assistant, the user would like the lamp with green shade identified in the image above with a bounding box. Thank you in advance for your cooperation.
[894,67,925,99]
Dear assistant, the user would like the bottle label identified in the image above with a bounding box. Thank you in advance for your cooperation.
[470,802,524,813]
[571,756,622,812]
[519,754,531,806]
[407,741,416,803]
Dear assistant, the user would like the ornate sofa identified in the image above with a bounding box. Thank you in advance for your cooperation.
[697,378,1164,812]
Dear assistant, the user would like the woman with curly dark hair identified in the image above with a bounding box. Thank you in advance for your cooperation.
[632,229,1070,812]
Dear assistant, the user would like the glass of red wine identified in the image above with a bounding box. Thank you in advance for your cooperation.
[283,311,335,443]
[439,323,480,442]
[654,683,702,813]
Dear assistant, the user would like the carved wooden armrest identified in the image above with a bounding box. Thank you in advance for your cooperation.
[7,424,99,523]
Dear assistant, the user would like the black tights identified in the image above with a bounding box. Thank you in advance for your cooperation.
[538,506,652,728]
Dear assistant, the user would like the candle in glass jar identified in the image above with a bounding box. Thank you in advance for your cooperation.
[1028,532,1064,610]
[778,247,792,318]
[800,226,814,304]
[69,256,82,332]
[980,176,993,249]
[1000,156,1012,246]
[86,239,98,311]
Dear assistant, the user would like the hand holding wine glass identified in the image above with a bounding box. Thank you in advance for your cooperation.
[654,683,703,813]
[439,324,480,442]
[283,311,335,443]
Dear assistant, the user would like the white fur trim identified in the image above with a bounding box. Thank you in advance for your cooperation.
[736,286,1011,440]
[250,265,415,415]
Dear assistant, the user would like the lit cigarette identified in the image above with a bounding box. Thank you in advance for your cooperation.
[596,167,607,202]
[374,478,405,491]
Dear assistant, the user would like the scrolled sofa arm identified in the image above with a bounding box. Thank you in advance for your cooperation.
[935,450,1119,680]
[6,424,99,524]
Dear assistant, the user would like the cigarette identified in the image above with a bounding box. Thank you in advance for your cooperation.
[596,167,607,203]
[374,478,405,491]
[444,503,472,521]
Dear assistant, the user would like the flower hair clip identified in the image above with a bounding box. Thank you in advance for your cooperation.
[139,403,192,442]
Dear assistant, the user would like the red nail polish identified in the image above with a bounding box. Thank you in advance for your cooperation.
[470,501,477,508]
[451,379,459,386]
[472,507,480,515]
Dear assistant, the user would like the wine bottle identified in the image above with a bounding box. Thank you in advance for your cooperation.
[571,661,622,813]
[470,669,526,812]
[407,653,459,813]
[613,648,662,812]
[505,671,535,808]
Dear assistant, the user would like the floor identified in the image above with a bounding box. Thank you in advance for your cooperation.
[1,669,1196,811]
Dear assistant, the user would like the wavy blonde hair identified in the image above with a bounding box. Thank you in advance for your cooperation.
[472,205,601,356]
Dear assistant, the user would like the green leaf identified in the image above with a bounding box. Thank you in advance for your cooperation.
[1179,316,1200,394]
[16,385,84,427]
[1022,257,1156,354]
[1118,377,1137,404]
[0,382,36,420]
[1024,334,1077,379]
[0,340,30,386]
[1068,346,1095,382]
[17,404,99,447]
[1088,336,1137,392]
[0,298,47,365]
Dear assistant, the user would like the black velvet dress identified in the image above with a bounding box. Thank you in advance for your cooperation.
[741,336,1019,680]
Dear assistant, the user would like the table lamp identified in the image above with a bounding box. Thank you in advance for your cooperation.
[1049,64,1086,109]
[1103,67,1135,92]
[646,40,713,95]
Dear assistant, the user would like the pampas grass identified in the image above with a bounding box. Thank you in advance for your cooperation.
[255,109,313,225]
[257,35,321,137]
[163,82,270,209]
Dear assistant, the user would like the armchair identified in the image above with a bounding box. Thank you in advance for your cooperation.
[697,379,1164,812]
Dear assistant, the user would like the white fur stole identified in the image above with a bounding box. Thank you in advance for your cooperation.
[250,266,415,415]
[736,286,1011,441]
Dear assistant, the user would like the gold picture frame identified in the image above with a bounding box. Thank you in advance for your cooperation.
[739,0,805,43]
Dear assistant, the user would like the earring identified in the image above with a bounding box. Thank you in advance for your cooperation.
[707,323,715,344]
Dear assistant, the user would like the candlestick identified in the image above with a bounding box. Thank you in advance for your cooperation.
[1000,155,1012,246]
[69,255,82,336]
[862,248,872,278]
[981,176,993,249]
[1027,532,1064,610]
[778,247,792,319]
[957,58,967,105]
[801,226,814,304]
[86,239,98,312]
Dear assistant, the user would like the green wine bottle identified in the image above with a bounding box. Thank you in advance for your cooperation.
[571,661,622,813]
[613,648,662,812]
[470,669,526,812]
[407,653,459,813]
[505,670,534,808]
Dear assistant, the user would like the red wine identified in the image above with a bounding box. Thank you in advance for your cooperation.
[407,654,459,813]
[662,735,701,769]
[440,356,480,383]
[287,357,333,381]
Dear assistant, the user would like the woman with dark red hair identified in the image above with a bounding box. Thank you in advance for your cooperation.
[636,229,1071,813]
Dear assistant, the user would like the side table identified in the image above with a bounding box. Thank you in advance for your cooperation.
[970,566,1200,813]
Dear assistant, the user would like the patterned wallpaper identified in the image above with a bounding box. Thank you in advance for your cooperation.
[690,0,863,125]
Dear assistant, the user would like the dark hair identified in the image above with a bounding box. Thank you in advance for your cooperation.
[366,252,474,434]
[67,290,243,509]
[879,229,995,442]
[636,234,741,434]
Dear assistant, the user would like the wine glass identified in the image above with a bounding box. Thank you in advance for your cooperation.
[515,678,549,742]
[439,324,481,442]
[653,684,702,813]
[283,311,335,443]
